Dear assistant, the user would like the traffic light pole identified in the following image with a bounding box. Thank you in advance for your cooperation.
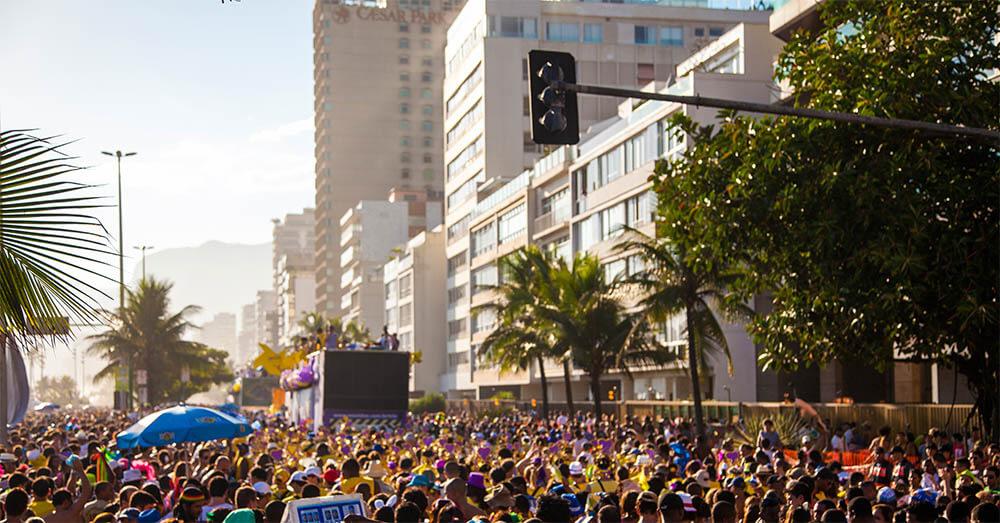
[554,81,1000,141]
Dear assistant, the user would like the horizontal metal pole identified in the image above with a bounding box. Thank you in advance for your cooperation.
[556,81,1000,141]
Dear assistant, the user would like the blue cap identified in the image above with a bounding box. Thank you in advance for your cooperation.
[117,508,141,521]
[137,509,161,523]
[562,494,583,516]
[407,473,432,488]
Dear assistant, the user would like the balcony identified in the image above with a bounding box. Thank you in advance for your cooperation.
[533,205,571,234]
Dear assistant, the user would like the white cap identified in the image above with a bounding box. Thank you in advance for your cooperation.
[304,466,322,478]
[290,471,307,483]
[123,469,142,483]
[569,461,584,476]
[252,482,272,495]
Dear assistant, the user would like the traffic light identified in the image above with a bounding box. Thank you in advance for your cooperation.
[528,50,579,145]
[607,389,615,401]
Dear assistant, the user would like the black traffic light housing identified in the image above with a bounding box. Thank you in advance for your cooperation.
[528,50,579,145]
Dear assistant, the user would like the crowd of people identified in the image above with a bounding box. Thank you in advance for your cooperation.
[0,409,997,523]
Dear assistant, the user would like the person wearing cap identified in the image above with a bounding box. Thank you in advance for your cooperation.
[635,491,658,523]
[136,508,161,523]
[483,484,513,512]
[657,492,684,522]
[116,507,141,523]
[281,472,307,503]
[175,487,208,523]
[302,467,322,487]
[251,483,272,507]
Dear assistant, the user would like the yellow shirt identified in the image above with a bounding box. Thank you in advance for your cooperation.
[29,500,55,517]
[340,476,374,495]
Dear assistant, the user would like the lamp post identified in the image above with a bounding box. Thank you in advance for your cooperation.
[134,245,154,281]
[102,149,136,409]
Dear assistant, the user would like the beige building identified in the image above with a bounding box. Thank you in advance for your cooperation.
[237,303,257,365]
[272,210,316,346]
[313,0,463,317]
[457,21,782,402]
[441,0,770,396]
[339,189,442,335]
[382,227,447,396]
[198,312,238,361]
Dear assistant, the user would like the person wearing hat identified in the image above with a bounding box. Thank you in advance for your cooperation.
[116,507,141,523]
[657,492,685,522]
[174,487,208,523]
[281,472,307,502]
[136,508,161,523]
[483,484,514,512]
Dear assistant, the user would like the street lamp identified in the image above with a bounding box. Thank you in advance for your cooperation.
[102,149,136,409]
[134,245,154,281]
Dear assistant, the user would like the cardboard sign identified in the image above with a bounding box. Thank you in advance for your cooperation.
[281,495,366,523]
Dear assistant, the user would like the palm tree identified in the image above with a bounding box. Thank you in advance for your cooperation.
[342,320,370,345]
[1,130,115,442]
[616,228,752,442]
[87,278,233,405]
[477,247,560,419]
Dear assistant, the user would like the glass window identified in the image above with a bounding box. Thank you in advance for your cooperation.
[421,71,432,82]
[423,136,433,147]
[497,203,527,244]
[446,65,482,115]
[583,23,603,43]
[447,216,470,243]
[471,263,498,292]
[399,23,409,32]
[694,27,705,37]
[659,26,683,47]
[423,153,432,164]
[634,25,655,45]
[600,202,626,240]
[400,102,410,114]
[421,120,432,131]
[446,101,483,145]
[709,26,725,37]
[546,22,579,42]
[421,39,431,49]
[400,119,411,130]
[401,136,411,147]
[447,134,483,180]
[399,87,411,98]
[420,88,432,99]
[421,25,431,34]
[422,57,432,67]
[447,251,467,275]
[422,104,433,115]
[401,168,410,179]
[399,38,410,49]
[399,55,409,65]
[447,171,484,208]
[499,16,537,38]
[603,259,627,282]
[400,71,410,82]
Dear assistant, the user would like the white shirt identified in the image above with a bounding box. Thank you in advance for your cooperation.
[198,502,234,522]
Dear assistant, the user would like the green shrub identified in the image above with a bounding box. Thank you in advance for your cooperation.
[409,392,446,414]
[732,411,809,447]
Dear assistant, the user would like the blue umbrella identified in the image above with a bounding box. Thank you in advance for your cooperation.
[116,405,253,449]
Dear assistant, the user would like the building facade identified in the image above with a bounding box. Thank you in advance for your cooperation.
[313,0,463,317]
[339,190,443,335]
[254,290,279,350]
[441,0,770,396]
[198,312,238,362]
[382,227,447,396]
[237,303,257,365]
[273,210,316,345]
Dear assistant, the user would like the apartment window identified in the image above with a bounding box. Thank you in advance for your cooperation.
[603,259,627,282]
[421,120,432,132]
[471,263,498,292]
[421,25,431,34]
[447,319,466,340]
[399,55,409,65]
[447,215,471,243]
[400,71,410,82]
[626,191,656,226]
[399,274,412,298]
[634,25,655,45]
[694,27,705,37]
[447,101,483,145]
[400,102,410,114]
[448,174,480,208]
[423,136,432,148]
[471,222,496,257]
[447,134,484,179]
[421,105,433,116]
[423,153,432,164]
[546,22,579,42]
[583,23,603,43]
[401,168,411,179]
[498,204,527,244]
[627,254,646,276]
[399,38,410,49]
[600,202,626,240]
[400,136,411,147]
[447,251,467,275]
[401,152,411,163]
[637,63,655,85]
[709,26,725,37]
[624,124,659,172]
[420,88,432,99]
[472,308,496,333]
[421,57,432,67]
[447,285,466,304]
[496,16,537,38]
[421,39,431,49]
[399,87,411,98]
[400,119,411,130]
[399,303,412,326]
[446,65,482,115]
[399,23,409,32]
[421,71,432,83]
[659,26,683,47]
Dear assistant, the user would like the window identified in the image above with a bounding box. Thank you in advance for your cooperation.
[399,119,411,130]
[447,215,470,243]
[583,23,603,43]
[401,152,411,163]
[447,319,466,340]
[546,22,579,42]
[447,251,467,275]
[523,96,530,116]
[400,102,410,114]
[422,136,433,147]
[600,202,626,240]
[421,120,432,131]
[399,303,413,326]
[399,87,411,98]
[624,124,659,172]
[400,136,411,147]
[399,55,409,65]
[447,285,466,304]
[399,38,410,49]
[421,57,432,67]
[447,173,481,208]
[694,27,705,37]
[399,23,409,32]
[446,65,482,115]
[471,263,498,292]
[627,254,646,276]
[421,71,432,82]
[603,259,627,282]
[626,191,656,226]
[447,135,484,179]
[709,26,725,37]
[634,25,655,45]
[446,101,483,145]
[472,308,496,333]
[400,71,410,82]
[421,25,431,34]
[422,104,433,115]
[497,203,527,244]
[399,274,412,298]
[637,63,654,85]
[421,39,431,49]
[401,168,410,179]
[497,16,537,38]
[659,26,683,47]
[423,153,432,164]
[420,88,432,99]
[471,222,495,257]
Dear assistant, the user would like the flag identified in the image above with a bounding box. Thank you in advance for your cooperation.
[94,447,112,483]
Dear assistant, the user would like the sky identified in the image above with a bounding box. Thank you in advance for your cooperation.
[1,0,316,397]
[0,0,316,277]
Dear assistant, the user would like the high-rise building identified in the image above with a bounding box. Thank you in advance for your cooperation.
[313,0,464,317]
[237,303,257,365]
[441,0,769,396]
[339,189,442,334]
[382,226,447,396]
[273,210,316,345]
[198,312,237,360]
[254,290,279,350]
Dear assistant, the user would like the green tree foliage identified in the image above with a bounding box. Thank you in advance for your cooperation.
[87,278,233,404]
[653,1,998,433]
[34,375,88,406]
[615,228,752,442]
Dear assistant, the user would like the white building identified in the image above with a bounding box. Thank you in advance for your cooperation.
[382,227,447,396]
[237,303,257,365]
[441,0,770,397]
[273,210,316,345]
[198,312,238,361]
[254,290,279,350]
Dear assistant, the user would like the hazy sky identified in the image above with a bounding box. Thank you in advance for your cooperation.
[1,0,315,283]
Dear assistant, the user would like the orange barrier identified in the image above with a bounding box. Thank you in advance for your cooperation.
[782,449,873,467]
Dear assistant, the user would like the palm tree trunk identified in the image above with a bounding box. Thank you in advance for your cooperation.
[562,359,575,416]
[590,373,602,419]
[686,308,706,443]
[536,355,550,420]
